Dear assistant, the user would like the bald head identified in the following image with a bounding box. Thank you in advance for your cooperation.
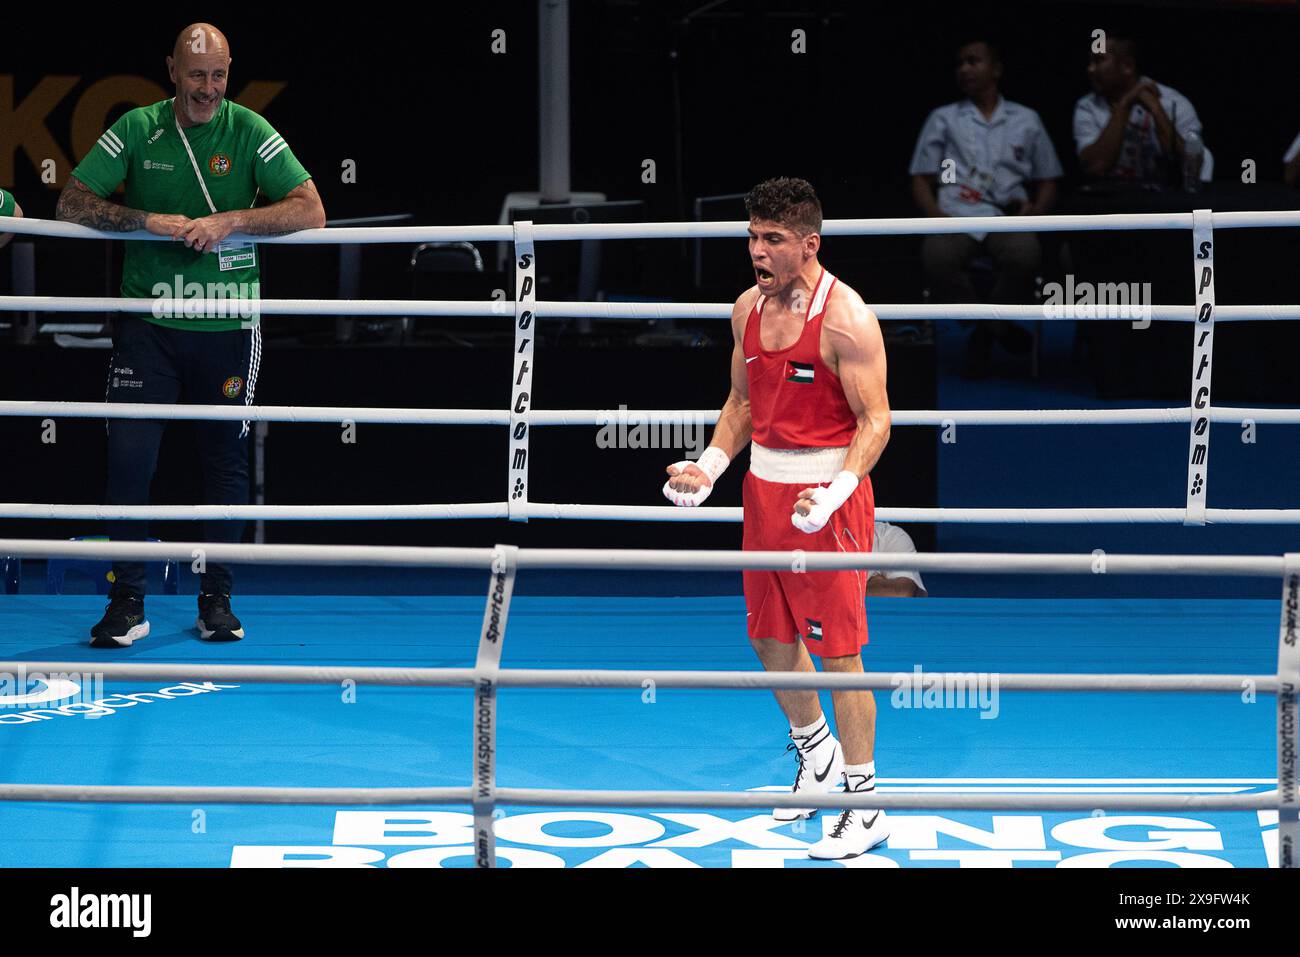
[174,23,230,60]
[168,23,232,128]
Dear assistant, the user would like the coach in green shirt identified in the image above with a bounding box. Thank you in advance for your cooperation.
[0,188,23,249]
[57,22,325,648]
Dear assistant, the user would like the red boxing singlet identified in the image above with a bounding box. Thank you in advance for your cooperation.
[742,268,856,448]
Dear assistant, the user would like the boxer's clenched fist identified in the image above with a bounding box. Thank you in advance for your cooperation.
[663,447,731,507]
[790,470,860,534]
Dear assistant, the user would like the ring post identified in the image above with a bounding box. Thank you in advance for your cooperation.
[473,544,518,868]
[1278,554,1300,868]
[508,221,537,523]
[1184,209,1216,525]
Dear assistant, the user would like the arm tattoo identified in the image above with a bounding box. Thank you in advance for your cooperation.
[237,181,324,237]
[55,178,147,232]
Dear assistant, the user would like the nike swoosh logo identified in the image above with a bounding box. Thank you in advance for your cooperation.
[863,811,881,828]
[745,356,757,363]
[813,747,838,782]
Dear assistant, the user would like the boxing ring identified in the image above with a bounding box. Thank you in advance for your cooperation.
[0,209,1296,868]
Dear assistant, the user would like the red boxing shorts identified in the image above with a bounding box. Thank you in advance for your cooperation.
[742,469,875,658]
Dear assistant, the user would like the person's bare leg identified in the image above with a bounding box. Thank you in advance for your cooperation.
[806,650,888,859]
[754,635,842,823]
[749,635,821,727]
[822,652,875,765]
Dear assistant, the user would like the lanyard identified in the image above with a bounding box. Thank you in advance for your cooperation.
[172,99,260,221]
[173,101,219,215]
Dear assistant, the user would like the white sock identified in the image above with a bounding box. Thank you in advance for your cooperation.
[844,761,876,792]
[790,716,831,752]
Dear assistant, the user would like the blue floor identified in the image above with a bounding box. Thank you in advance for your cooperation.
[0,592,1282,867]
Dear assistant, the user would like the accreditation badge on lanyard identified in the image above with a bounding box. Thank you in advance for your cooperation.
[174,104,257,272]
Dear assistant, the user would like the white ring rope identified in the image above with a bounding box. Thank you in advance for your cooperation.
[0,660,1277,693]
[515,505,1300,525]
[4,503,1300,525]
[0,218,515,244]
[0,296,507,317]
[0,538,498,567]
[3,296,1300,323]
[0,538,1285,575]
[3,400,1299,427]
[0,662,475,686]
[0,784,474,805]
[6,208,1300,243]
[492,789,1276,813]
[0,400,512,424]
[0,503,509,520]
[0,784,1274,813]
[527,407,1300,426]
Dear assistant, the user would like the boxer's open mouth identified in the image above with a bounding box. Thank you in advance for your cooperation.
[755,267,774,284]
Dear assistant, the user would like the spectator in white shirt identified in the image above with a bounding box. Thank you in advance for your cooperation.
[867,522,928,598]
[1074,33,1212,184]
[1284,131,1300,188]
[910,38,1062,376]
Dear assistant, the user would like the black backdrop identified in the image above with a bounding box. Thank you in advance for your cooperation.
[1,1,1298,585]
[4,2,1298,228]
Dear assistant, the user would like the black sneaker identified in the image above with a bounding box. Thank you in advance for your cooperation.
[90,594,150,648]
[196,593,245,642]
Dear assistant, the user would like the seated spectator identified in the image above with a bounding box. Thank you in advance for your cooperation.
[1285,131,1300,188]
[909,38,1062,377]
[1074,33,1213,185]
[867,521,928,597]
[0,188,23,250]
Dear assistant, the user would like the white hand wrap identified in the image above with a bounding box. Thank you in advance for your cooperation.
[791,470,860,534]
[663,446,731,507]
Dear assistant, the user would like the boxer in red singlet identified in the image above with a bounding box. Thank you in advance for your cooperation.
[663,177,891,859]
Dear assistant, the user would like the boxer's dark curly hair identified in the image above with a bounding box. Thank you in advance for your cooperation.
[744,177,822,236]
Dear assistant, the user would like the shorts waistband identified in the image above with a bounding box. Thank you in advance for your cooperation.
[749,442,848,484]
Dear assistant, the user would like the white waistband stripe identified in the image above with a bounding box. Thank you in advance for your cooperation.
[749,442,848,484]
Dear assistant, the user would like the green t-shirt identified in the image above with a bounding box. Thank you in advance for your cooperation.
[72,98,311,331]
[0,188,15,217]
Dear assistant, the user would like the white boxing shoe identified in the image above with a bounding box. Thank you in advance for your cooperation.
[773,722,845,822]
[807,805,890,859]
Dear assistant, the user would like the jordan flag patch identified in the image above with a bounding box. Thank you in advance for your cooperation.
[805,618,823,641]
[786,361,814,383]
